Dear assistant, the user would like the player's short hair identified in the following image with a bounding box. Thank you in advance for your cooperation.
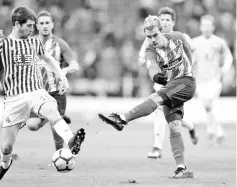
[200,14,215,25]
[144,15,162,32]
[36,11,53,23]
[157,7,176,21]
[11,6,36,26]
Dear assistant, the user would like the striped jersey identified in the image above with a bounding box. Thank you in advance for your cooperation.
[37,35,74,93]
[0,36,45,97]
[145,31,193,81]
[192,35,233,83]
[139,32,194,65]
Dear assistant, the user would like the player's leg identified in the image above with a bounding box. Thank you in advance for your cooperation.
[98,92,162,130]
[32,90,85,155]
[50,93,67,151]
[164,106,193,179]
[0,124,21,179]
[147,108,165,159]
[204,100,225,143]
[98,76,196,133]
[181,116,198,145]
[27,113,48,131]
[0,93,31,179]
[196,80,224,141]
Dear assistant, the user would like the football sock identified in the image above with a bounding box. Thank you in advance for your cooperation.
[153,110,166,150]
[51,124,64,151]
[181,118,194,131]
[170,132,185,166]
[189,129,195,137]
[53,118,73,145]
[1,150,12,169]
[206,110,215,135]
[124,99,157,122]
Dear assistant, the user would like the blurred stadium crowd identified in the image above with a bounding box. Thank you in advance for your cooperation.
[0,0,236,97]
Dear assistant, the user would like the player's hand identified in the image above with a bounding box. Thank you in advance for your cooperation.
[58,76,69,95]
[62,68,68,76]
[153,73,168,86]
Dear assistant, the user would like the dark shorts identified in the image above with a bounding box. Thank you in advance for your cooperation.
[157,76,196,123]
[49,91,67,116]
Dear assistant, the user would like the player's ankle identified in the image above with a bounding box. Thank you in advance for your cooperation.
[177,164,185,169]
[120,115,127,122]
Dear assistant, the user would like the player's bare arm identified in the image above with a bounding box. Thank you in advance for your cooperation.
[220,40,233,75]
[181,34,193,65]
[145,48,160,79]
[59,39,79,75]
[62,60,79,75]
[40,53,69,94]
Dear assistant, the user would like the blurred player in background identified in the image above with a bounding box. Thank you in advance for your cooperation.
[139,7,198,159]
[99,16,195,178]
[26,11,80,152]
[192,15,233,144]
[0,6,85,180]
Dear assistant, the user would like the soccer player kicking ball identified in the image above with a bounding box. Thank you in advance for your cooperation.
[0,6,85,180]
[99,15,195,178]
[139,7,198,159]
[26,11,81,154]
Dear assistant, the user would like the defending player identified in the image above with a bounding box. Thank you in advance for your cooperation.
[192,15,233,143]
[26,11,80,152]
[0,30,19,161]
[99,16,195,178]
[139,7,198,159]
[0,6,85,180]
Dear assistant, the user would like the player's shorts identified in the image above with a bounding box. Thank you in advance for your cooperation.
[157,76,196,123]
[196,79,222,107]
[49,91,67,116]
[3,89,56,128]
[153,83,163,111]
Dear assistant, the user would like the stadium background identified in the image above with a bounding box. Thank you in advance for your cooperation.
[0,0,236,186]
[0,0,236,97]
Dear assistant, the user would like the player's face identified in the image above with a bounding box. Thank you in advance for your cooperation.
[145,27,164,48]
[200,19,214,37]
[159,14,174,33]
[18,19,35,39]
[36,16,54,36]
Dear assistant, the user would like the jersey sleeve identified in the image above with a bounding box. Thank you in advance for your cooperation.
[145,45,160,78]
[181,34,192,63]
[0,30,6,71]
[182,33,195,51]
[220,39,233,74]
[36,37,46,56]
[58,38,74,63]
[0,30,5,55]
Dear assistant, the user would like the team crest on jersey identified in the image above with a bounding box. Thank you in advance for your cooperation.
[5,117,11,123]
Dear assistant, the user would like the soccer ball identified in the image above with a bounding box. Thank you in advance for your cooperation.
[52,148,76,173]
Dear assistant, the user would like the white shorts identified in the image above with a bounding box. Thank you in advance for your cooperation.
[196,79,222,106]
[153,83,163,92]
[153,83,163,111]
[2,89,56,127]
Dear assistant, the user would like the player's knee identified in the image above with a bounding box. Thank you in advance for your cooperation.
[1,143,13,154]
[27,124,40,131]
[27,118,42,131]
[205,105,212,112]
[47,110,61,124]
[148,93,163,105]
[43,104,60,124]
[168,120,181,134]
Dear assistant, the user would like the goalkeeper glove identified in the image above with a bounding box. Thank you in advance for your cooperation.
[153,73,168,86]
